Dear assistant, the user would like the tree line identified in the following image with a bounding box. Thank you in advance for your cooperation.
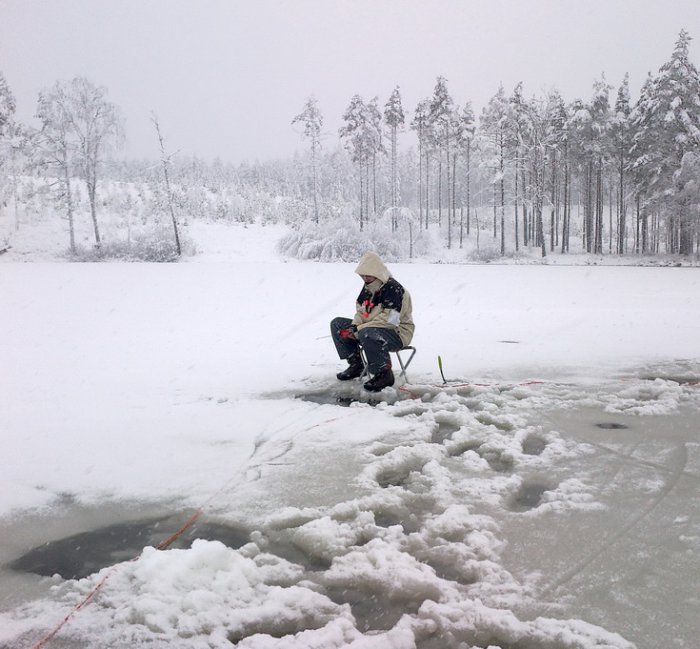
[0,77,187,258]
[293,29,700,257]
[1,30,699,259]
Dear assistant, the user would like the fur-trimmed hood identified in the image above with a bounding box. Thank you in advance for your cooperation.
[355,251,391,283]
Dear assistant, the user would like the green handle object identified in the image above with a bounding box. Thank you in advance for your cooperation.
[438,355,447,384]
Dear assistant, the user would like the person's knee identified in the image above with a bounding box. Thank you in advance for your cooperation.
[357,327,372,345]
[359,329,388,356]
[331,317,347,331]
[359,327,386,343]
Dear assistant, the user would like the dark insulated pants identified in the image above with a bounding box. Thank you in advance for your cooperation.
[330,317,403,375]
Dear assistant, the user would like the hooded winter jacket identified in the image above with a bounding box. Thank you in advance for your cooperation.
[352,251,415,346]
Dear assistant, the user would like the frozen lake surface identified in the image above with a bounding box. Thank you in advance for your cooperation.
[1,236,699,648]
[2,374,699,649]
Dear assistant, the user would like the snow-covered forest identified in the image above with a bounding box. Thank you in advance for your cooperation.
[1,30,700,263]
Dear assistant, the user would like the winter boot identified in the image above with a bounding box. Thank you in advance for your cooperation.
[336,354,364,381]
[363,367,395,392]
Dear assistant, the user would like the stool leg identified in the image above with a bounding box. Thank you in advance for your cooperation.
[359,346,369,379]
[395,347,416,382]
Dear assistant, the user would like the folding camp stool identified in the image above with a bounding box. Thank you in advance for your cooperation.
[359,345,417,382]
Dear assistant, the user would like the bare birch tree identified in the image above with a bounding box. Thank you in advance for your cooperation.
[35,84,78,252]
[152,114,182,256]
[35,78,122,250]
[0,71,17,239]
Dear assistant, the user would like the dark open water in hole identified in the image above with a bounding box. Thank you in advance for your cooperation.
[8,514,251,580]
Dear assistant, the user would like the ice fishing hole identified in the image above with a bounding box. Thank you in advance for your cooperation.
[595,422,629,430]
[8,515,252,580]
[374,512,402,528]
[509,482,552,512]
[522,435,547,455]
[295,391,382,407]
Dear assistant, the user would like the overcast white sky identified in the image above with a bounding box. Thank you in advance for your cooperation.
[1,0,699,163]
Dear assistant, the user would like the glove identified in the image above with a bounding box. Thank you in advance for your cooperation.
[340,325,357,340]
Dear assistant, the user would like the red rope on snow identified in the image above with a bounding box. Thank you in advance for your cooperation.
[27,414,348,649]
[399,379,546,399]
[31,571,112,649]
[155,508,204,550]
[30,507,206,649]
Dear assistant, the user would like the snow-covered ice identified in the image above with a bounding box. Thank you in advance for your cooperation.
[1,223,699,649]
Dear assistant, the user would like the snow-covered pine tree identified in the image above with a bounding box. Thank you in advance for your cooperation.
[365,97,385,216]
[567,77,612,255]
[630,29,700,255]
[542,90,563,252]
[410,99,432,229]
[479,84,509,254]
[428,76,454,238]
[457,102,475,245]
[612,74,632,254]
[339,95,377,230]
[589,75,613,254]
[448,105,465,245]
[543,90,570,253]
[523,97,549,258]
[507,82,529,251]
[384,86,405,232]
[292,96,324,223]
[673,151,700,253]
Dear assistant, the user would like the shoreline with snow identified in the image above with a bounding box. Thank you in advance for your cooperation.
[2,218,699,267]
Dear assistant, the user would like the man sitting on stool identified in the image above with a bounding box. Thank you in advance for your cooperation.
[330,251,415,392]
